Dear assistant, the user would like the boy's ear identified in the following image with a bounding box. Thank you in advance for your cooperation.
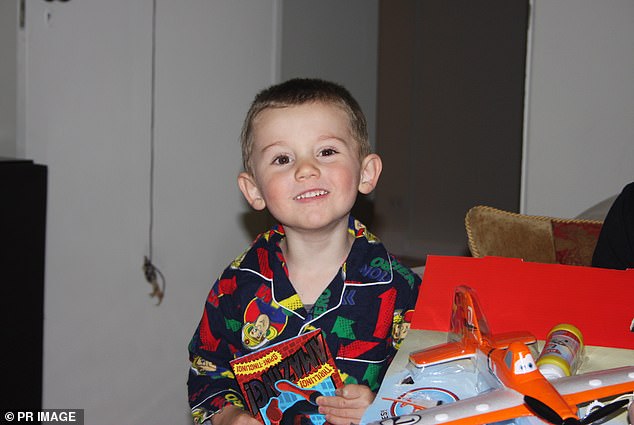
[238,172,266,210]
[358,153,382,194]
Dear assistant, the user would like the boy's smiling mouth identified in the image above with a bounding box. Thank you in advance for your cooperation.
[293,190,329,200]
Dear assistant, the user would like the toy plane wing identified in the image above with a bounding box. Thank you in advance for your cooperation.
[553,366,634,406]
[409,340,475,367]
[371,365,634,425]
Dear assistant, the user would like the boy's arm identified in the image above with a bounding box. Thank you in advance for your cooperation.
[206,405,260,425]
[187,273,249,424]
[187,363,247,424]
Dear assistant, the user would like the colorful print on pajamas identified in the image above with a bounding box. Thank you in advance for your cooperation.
[187,216,422,424]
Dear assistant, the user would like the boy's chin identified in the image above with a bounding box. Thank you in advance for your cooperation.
[281,214,350,232]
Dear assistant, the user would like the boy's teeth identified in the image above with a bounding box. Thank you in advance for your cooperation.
[295,190,328,200]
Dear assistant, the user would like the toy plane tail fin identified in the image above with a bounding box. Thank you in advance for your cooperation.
[448,286,491,345]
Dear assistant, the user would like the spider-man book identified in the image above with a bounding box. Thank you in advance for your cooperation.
[230,328,343,425]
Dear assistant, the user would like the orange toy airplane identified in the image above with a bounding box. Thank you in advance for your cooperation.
[363,286,634,425]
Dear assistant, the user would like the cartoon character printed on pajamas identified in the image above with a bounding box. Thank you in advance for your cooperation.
[241,297,288,350]
[391,309,414,349]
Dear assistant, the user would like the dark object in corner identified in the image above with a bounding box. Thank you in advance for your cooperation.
[592,182,634,270]
[0,158,47,413]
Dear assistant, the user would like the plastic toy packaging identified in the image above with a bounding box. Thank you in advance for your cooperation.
[360,357,501,424]
[536,323,585,380]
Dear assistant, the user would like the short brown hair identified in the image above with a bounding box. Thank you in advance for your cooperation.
[240,78,370,174]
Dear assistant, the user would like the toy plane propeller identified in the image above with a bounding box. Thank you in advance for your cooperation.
[365,286,634,425]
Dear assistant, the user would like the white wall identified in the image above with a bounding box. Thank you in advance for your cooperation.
[20,1,278,424]
[280,0,378,149]
[0,0,17,157]
[523,0,634,217]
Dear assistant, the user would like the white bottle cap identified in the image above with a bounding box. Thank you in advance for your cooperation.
[538,363,566,380]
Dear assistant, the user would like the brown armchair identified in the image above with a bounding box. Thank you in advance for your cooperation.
[465,205,603,266]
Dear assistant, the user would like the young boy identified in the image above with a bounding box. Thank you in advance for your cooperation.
[188,78,422,425]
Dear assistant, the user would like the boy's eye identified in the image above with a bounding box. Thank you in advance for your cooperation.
[272,155,291,165]
[319,148,338,157]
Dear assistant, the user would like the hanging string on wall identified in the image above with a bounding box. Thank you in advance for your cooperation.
[143,0,165,305]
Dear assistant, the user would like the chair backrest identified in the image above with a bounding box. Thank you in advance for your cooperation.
[465,205,603,266]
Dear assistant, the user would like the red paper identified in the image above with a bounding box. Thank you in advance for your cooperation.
[411,255,634,349]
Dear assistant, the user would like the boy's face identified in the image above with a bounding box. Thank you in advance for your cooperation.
[239,102,379,234]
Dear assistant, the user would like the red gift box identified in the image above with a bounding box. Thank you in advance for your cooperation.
[411,255,634,349]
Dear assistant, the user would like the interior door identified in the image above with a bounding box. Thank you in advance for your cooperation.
[375,0,529,263]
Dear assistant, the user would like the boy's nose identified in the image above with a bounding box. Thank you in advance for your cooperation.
[294,158,320,181]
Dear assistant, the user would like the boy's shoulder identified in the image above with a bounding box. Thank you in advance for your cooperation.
[226,226,285,270]
[347,221,422,289]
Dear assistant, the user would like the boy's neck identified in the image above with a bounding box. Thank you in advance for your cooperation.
[280,218,354,266]
[279,217,355,304]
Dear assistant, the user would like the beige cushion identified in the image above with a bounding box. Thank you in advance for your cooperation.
[466,206,557,263]
[465,205,603,266]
